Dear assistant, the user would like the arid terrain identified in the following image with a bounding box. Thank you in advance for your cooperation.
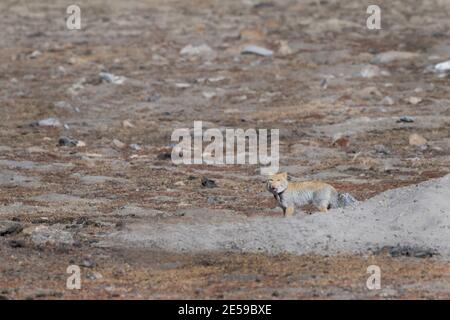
[0,0,449,299]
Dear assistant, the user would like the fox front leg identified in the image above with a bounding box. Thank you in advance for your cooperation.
[283,206,295,217]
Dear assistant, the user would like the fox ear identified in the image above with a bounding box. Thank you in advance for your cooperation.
[281,172,288,178]
[287,175,292,181]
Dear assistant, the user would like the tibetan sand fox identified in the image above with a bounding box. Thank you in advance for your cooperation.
[267,172,357,217]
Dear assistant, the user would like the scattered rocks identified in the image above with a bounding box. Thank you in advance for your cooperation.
[201,177,217,188]
[28,226,74,246]
[409,133,427,146]
[372,51,420,64]
[241,45,273,57]
[0,221,23,236]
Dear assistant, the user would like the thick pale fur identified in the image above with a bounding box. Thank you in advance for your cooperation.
[266,172,355,217]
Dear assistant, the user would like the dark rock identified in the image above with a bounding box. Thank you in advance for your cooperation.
[380,245,438,258]
[9,240,25,248]
[397,116,415,123]
[58,136,78,147]
[201,177,217,188]
[0,221,23,236]
[157,152,172,160]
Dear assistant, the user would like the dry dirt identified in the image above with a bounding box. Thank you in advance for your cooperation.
[0,0,449,299]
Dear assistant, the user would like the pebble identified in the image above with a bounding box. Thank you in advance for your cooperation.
[122,120,134,128]
[381,96,394,105]
[37,118,62,127]
[372,51,420,64]
[409,133,427,146]
[112,139,126,149]
[241,45,273,57]
[434,60,450,72]
[360,65,381,78]
[99,72,125,85]
[130,143,141,151]
[407,97,422,105]
[180,44,214,57]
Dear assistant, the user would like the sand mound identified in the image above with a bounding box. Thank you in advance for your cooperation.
[101,175,450,256]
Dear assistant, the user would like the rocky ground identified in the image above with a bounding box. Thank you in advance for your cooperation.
[0,0,449,299]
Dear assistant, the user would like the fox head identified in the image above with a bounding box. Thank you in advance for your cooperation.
[266,172,288,194]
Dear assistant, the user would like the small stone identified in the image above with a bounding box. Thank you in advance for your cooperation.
[374,144,390,155]
[332,137,350,148]
[381,96,394,105]
[99,72,125,85]
[277,40,293,56]
[86,272,103,280]
[81,259,96,268]
[112,139,126,149]
[435,60,450,72]
[201,177,217,188]
[9,239,25,248]
[241,45,273,57]
[58,137,78,147]
[29,50,42,59]
[360,65,381,78]
[175,83,191,89]
[54,101,71,109]
[202,91,216,99]
[122,120,134,128]
[372,51,420,64]
[37,118,62,127]
[180,44,214,58]
[130,143,141,151]
[239,28,264,41]
[397,116,415,123]
[357,86,383,100]
[407,97,422,105]
[409,133,427,146]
